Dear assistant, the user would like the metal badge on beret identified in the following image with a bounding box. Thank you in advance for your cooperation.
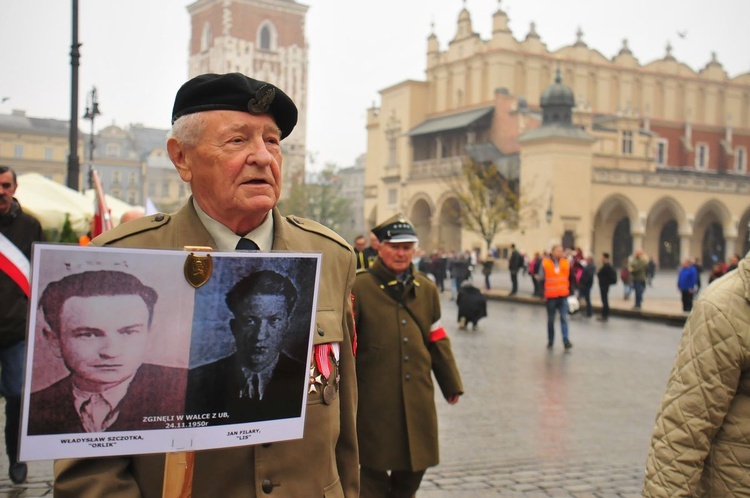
[247,84,276,114]
[184,253,213,288]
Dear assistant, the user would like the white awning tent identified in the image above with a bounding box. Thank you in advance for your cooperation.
[14,173,143,234]
[15,174,91,233]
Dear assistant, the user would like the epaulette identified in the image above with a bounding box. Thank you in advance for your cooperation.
[92,213,171,246]
[284,215,352,251]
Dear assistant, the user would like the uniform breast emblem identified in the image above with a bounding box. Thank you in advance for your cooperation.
[184,253,213,288]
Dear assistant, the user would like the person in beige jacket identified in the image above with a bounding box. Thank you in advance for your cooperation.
[643,250,750,497]
[53,72,359,497]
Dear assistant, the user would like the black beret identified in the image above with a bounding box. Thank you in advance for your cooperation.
[371,214,419,244]
[171,73,298,140]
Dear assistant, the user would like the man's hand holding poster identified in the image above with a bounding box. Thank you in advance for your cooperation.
[20,244,321,460]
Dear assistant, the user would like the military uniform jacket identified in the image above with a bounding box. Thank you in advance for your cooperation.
[352,259,463,472]
[53,201,359,498]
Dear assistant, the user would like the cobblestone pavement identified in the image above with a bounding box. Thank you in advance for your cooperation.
[0,267,689,496]
[417,273,684,497]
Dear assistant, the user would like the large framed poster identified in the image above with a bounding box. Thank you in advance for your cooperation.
[20,244,321,461]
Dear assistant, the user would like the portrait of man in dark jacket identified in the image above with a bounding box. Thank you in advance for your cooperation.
[185,270,307,425]
[28,270,187,435]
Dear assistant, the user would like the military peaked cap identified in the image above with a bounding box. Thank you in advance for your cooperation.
[371,214,419,243]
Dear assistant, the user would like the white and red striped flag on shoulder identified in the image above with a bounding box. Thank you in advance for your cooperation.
[0,232,30,297]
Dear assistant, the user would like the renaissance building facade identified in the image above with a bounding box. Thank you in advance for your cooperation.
[186,0,309,193]
[364,4,750,267]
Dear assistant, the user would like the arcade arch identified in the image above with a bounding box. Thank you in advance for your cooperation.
[409,196,434,252]
[692,199,732,266]
[437,197,462,252]
[592,195,637,267]
[645,197,686,269]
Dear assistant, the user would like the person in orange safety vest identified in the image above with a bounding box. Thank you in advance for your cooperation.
[539,244,573,350]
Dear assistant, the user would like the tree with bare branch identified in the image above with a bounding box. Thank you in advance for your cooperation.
[446,160,521,253]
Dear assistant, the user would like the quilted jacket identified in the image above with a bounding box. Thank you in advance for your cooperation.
[643,252,750,497]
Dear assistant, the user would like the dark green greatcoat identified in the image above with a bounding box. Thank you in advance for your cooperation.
[353,259,463,472]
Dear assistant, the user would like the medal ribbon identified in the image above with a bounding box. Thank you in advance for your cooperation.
[315,344,332,380]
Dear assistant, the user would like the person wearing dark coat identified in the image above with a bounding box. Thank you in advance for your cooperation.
[186,270,307,425]
[353,235,370,270]
[0,165,44,484]
[456,282,487,331]
[508,244,523,295]
[28,364,186,435]
[352,214,463,498]
[596,252,618,321]
[529,251,543,298]
[29,270,187,436]
[186,352,305,424]
[578,256,596,317]
[430,252,447,292]
[448,254,471,300]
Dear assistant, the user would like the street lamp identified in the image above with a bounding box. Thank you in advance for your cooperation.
[83,87,101,162]
[83,87,101,188]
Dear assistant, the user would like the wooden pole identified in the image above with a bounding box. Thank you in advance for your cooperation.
[162,245,213,497]
[162,452,195,498]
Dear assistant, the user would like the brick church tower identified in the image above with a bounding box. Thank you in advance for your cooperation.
[186,0,309,193]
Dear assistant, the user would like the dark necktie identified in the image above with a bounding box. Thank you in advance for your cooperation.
[236,238,259,251]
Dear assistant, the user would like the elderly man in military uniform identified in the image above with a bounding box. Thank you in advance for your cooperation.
[352,214,463,498]
[53,73,358,497]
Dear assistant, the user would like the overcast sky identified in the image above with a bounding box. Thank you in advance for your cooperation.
[2,0,749,171]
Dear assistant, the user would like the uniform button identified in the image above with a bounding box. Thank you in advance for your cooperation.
[405,374,411,381]
[317,327,324,336]
[404,355,410,362]
[401,319,407,325]
[261,479,274,493]
[154,214,164,222]
[403,337,409,343]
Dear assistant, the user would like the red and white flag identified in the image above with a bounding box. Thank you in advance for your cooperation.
[91,169,112,237]
[0,232,30,297]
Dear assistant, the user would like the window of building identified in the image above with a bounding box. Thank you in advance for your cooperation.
[695,143,709,170]
[128,172,137,185]
[201,22,212,52]
[387,188,397,207]
[45,147,54,161]
[113,171,122,184]
[260,26,271,50]
[14,145,23,158]
[655,139,668,167]
[105,143,120,158]
[257,22,276,52]
[128,191,137,205]
[735,146,747,173]
[111,188,121,199]
[621,130,633,155]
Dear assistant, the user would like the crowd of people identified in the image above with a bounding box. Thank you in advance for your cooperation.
[3,69,748,496]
